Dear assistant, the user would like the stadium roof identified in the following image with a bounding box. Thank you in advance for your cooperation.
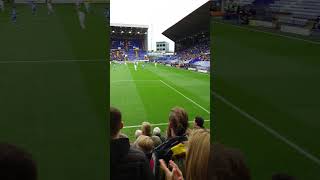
[162,1,210,42]
[110,23,149,29]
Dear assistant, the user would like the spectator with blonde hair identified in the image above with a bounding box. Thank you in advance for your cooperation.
[160,129,210,180]
[134,135,155,160]
[185,129,210,180]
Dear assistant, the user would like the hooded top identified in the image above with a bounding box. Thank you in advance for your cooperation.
[111,138,154,180]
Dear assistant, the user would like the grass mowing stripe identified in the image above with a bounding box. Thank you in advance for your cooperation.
[123,120,211,129]
[212,91,320,166]
[160,80,210,114]
[213,21,320,45]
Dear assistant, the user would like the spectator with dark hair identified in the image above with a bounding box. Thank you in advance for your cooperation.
[272,173,296,180]
[194,116,205,129]
[142,122,152,137]
[209,143,251,180]
[110,107,154,180]
[152,107,189,180]
[0,143,37,180]
[167,107,189,139]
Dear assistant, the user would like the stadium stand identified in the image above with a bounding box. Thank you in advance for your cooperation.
[239,0,255,6]
[219,0,320,36]
[270,0,320,20]
[110,24,149,61]
[269,0,319,28]
[160,1,211,73]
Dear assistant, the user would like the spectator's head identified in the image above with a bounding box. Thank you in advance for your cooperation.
[167,107,189,138]
[110,107,123,139]
[151,135,162,148]
[194,116,204,129]
[209,143,251,180]
[134,135,154,154]
[185,129,210,180]
[153,127,161,136]
[272,173,295,180]
[141,122,152,137]
[135,130,142,139]
[0,143,37,180]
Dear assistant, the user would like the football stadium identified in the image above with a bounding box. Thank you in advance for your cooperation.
[0,0,108,180]
[212,0,320,179]
[110,2,211,141]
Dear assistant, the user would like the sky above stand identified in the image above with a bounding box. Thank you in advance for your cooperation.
[110,0,208,52]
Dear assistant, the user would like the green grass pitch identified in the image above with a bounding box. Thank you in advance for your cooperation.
[0,3,108,180]
[110,63,210,140]
[212,21,320,179]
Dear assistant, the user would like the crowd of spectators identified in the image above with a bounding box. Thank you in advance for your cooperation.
[110,49,126,61]
[176,40,210,62]
[110,49,148,61]
[0,106,296,180]
[223,0,257,25]
[110,106,252,180]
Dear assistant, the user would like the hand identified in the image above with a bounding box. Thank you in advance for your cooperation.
[159,159,184,180]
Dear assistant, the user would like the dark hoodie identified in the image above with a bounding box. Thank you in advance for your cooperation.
[111,138,154,180]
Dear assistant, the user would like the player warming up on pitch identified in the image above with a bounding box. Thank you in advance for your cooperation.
[47,0,54,15]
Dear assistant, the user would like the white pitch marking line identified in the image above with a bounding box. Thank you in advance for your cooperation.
[212,91,320,166]
[160,80,210,114]
[123,120,210,129]
[213,21,320,45]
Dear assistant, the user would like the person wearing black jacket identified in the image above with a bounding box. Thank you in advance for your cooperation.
[110,107,154,180]
[0,143,37,180]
